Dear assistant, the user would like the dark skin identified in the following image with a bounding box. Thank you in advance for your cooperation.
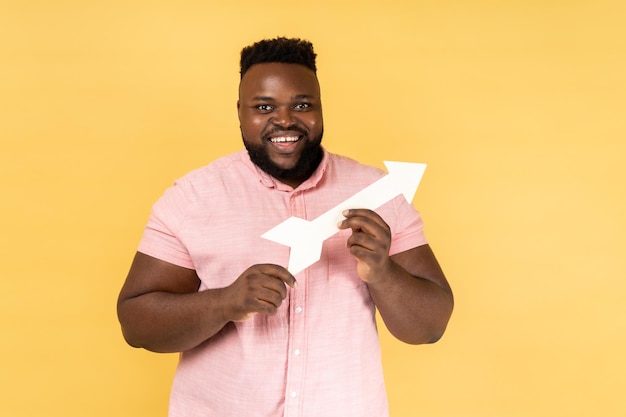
[338,209,453,344]
[118,255,296,352]
[237,63,324,188]
[117,63,453,353]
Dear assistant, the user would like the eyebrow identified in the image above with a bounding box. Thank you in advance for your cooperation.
[251,94,316,102]
[293,94,315,100]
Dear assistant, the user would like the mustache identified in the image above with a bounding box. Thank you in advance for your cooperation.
[262,125,308,140]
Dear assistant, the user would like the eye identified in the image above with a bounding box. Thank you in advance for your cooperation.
[293,102,311,111]
[255,104,274,113]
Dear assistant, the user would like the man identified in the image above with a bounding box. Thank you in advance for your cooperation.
[117,37,453,417]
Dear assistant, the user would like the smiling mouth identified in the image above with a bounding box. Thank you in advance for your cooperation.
[269,135,300,143]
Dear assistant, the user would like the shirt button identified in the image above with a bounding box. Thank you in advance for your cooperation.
[295,306,303,313]
[290,391,297,398]
[294,349,301,356]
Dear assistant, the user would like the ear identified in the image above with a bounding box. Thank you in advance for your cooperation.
[236,100,240,110]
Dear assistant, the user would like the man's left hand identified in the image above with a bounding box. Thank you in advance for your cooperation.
[337,209,392,283]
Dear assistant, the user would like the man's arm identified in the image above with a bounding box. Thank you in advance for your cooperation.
[338,209,453,345]
[117,252,296,353]
[370,244,453,344]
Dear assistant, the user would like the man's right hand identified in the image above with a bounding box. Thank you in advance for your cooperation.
[224,264,297,322]
[117,253,297,352]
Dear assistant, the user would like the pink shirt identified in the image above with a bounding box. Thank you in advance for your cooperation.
[138,149,427,417]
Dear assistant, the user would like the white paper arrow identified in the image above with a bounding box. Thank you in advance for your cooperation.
[261,161,427,274]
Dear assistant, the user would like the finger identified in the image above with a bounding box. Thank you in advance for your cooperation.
[243,298,279,317]
[346,233,390,268]
[347,234,389,260]
[255,288,287,312]
[346,231,377,250]
[256,264,298,289]
[244,270,289,300]
[340,213,389,239]
[239,280,285,316]
[342,209,389,229]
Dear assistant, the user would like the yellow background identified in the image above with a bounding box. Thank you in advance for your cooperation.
[2,1,625,416]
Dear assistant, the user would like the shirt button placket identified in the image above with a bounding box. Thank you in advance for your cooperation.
[285,287,307,415]
[284,191,307,416]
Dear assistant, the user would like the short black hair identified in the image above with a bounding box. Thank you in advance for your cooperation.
[240,37,317,78]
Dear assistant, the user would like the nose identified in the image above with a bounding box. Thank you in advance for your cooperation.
[272,106,295,128]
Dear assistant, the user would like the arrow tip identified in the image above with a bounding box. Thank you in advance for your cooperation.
[383,161,427,202]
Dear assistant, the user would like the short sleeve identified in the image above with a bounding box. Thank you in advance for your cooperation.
[137,179,196,269]
[387,195,428,256]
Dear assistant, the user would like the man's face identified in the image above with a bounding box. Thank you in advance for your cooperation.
[238,63,324,188]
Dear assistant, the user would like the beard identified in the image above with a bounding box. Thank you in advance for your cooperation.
[243,131,324,185]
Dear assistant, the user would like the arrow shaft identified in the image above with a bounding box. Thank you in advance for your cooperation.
[312,174,400,238]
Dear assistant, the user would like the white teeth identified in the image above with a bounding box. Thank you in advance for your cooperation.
[270,136,299,143]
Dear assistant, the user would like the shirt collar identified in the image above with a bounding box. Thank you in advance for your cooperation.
[240,147,329,192]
